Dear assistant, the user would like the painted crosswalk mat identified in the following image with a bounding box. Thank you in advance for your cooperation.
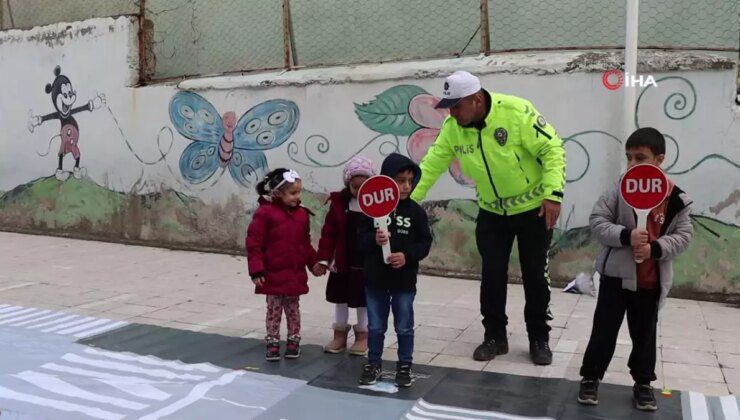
[1,303,738,420]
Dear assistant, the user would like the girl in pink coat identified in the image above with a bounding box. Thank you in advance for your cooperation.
[314,156,376,355]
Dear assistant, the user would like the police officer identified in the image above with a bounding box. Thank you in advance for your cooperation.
[411,71,566,365]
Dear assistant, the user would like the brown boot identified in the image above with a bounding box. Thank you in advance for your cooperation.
[324,324,350,353]
[349,324,368,356]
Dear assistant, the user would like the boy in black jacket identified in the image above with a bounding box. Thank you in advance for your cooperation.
[358,153,433,388]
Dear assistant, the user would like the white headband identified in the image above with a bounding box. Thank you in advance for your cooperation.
[270,169,301,192]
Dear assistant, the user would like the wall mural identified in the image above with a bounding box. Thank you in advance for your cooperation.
[27,66,106,181]
[2,69,738,297]
[169,92,299,188]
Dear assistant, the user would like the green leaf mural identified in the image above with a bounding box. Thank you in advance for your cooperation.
[354,85,427,136]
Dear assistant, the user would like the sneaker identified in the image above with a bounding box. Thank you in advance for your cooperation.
[473,338,509,361]
[633,383,658,411]
[529,340,553,365]
[395,363,412,388]
[577,378,599,405]
[285,338,300,359]
[358,363,382,385]
[265,341,280,361]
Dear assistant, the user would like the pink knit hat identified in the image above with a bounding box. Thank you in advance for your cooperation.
[343,155,376,185]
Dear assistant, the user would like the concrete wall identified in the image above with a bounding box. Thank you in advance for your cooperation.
[1,17,738,297]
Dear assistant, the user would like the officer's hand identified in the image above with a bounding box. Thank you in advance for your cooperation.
[388,252,406,269]
[539,199,561,230]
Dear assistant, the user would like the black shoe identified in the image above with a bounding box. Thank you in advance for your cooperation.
[284,338,300,359]
[395,363,412,388]
[473,338,509,361]
[633,383,658,411]
[265,341,280,361]
[359,363,382,385]
[529,341,553,365]
[577,378,599,405]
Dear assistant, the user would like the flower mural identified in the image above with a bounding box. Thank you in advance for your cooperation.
[352,85,474,186]
[407,94,474,186]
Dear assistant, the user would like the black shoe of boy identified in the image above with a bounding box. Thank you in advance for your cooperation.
[265,341,280,362]
[577,378,599,405]
[284,337,300,359]
[529,340,553,365]
[359,363,382,385]
[395,363,413,388]
[633,383,658,411]
[473,338,509,361]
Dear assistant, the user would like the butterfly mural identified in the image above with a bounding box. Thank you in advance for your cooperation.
[169,91,299,188]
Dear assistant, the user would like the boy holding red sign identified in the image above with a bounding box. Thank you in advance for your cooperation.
[358,153,433,388]
[577,128,693,411]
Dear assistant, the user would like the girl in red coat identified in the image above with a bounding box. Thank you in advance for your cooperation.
[314,155,376,355]
[246,168,318,361]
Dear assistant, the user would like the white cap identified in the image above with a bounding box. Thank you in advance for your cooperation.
[436,71,482,109]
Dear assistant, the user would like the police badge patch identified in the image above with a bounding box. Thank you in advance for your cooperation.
[537,115,547,128]
[494,128,508,146]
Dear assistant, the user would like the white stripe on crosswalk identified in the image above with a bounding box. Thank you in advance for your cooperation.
[74,320,128,339]
[84,348,220,373]
[14,370,149,410]
[719,395,740,420]
[11,312,68,327]
[61,353,206,381]
[415,400,555,420]
[0,304,10,309]
[55,318,113,335]
[41,363,171,401]
[0,307,36,321]
[0,305,24,314]
[41,317,96,333]
[406,414,436,420]
[0,309,51,325]
[26,314,79,329]
[0,384,124,420]
[139,370,245,420]
[689,391,710,420]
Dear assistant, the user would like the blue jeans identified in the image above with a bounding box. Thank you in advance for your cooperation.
[365,286,415,365]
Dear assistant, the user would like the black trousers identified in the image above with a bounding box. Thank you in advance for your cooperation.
[580,275,659,384]
[476,208,552,342]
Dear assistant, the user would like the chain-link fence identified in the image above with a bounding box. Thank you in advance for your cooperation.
[488,0,627,51]
[142,0,284,80]
[1,0,738,82]
[639,0,739,49]
[0,0,137,29]
[289,0,481,67]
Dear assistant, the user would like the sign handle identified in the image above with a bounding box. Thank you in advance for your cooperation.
[635,209,650,263]
[374,217,391,264]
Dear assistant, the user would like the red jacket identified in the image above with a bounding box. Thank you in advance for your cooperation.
[317,190,351,272]
[246,197,318,296]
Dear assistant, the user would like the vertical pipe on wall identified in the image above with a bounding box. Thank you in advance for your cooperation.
[282,0,295,69]
[137,0,147,84]
[623,0,639,143]
[480,0,491,55]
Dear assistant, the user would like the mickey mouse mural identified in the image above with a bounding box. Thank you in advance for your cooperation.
[27,66,106,181]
